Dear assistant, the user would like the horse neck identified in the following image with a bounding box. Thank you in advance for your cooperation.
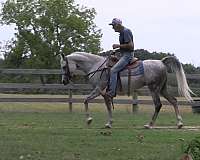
[87,57,107,75]
[68,52,106,75]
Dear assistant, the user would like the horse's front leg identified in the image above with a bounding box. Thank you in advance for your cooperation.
[84,101,93,125]
[84,87,101,125]
[103,97,113,128]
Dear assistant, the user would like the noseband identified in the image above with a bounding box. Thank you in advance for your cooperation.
[63,57,72,80]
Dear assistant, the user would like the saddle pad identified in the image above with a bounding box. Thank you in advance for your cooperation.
[120,60,144,77]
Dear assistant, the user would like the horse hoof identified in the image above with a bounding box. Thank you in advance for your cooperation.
[105,123,112,129]
[87,117,93,125]
[177,122,183,129]
[144,124,153,129]
[100,130,112,136]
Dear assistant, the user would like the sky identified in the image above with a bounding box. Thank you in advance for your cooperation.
[0,0,200,67]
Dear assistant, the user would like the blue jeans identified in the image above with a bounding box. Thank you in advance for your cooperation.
[107,52,133,97]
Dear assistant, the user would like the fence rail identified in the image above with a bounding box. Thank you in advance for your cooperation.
[0,69,61,75]
[0,69,199,112]
[1,69,200,79]
[0,83,91,90]
[0,97,191,105]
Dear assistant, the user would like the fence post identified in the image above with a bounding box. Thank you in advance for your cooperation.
[132,91,138,113]
[68,89,72,112]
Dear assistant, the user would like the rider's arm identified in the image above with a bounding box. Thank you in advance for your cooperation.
[113,41,134,50]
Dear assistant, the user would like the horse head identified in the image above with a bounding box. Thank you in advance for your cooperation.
[60,52,101,85]
[60,53,72,85]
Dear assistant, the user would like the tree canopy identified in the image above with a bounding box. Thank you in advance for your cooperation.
[0,0,102,68]
[134,49,173,60]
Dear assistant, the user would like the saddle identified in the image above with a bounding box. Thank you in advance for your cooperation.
[106,55,143,96]
[106,55,140,69]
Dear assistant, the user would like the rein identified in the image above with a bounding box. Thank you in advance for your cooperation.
[87,56,110,79]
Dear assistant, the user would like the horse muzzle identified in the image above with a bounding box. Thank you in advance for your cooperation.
[62,79,69,85]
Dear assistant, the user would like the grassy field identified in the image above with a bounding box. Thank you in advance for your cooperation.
[0,94,199,160]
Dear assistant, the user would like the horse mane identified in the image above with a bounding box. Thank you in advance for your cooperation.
[68,52,103,62]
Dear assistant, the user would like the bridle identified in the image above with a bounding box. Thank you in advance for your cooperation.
[61,55,72,82]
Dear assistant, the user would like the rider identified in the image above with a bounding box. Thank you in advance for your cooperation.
[104,18,134,99]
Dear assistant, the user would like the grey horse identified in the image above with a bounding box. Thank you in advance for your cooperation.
[60,51,193,129]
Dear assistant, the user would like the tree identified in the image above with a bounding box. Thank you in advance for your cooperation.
[134,49,173,60]
[0,0,102,68]
[183,63,197,74]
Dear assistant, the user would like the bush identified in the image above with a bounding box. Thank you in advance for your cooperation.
[183,137,200,160]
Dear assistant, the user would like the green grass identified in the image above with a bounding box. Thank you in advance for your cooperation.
[0,100,199,160]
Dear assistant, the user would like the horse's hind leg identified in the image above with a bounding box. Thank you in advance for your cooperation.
[144,90,162,129]
[161,86,183,129]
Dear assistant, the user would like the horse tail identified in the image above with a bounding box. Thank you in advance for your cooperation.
[162,56,194,102]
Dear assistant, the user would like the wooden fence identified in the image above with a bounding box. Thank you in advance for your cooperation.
[0,69,199,112]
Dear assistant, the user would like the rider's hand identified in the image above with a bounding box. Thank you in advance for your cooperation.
[112,44,120,49]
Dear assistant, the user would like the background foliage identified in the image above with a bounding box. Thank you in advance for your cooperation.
[0,0,102,69]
